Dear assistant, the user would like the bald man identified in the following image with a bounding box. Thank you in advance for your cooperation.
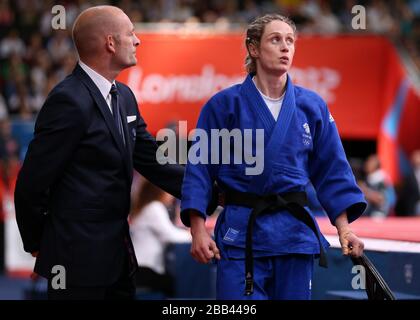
[14,6,185,300]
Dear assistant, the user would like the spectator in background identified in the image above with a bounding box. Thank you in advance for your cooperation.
[314,1,342,34]
[0,29,26,59]
[367,0,397,35]
[1,52,29,116]
[0,0,15,39]
[237,0,261,23]
[25,33,44,66]
[299,0,341,34]
[0,118,21,178]
[0,119,21,226]
[393,151,420,216]
[0,94,7,120]
[360,154,395,218]
[130,179,191,298]
[0,117,21,275]
[46,30,73,66]
[16,1,40,43]
[29,49,51,112]
[55,52,77,82]
[0,117,18,152]
[411,150,420,215]
[349,157,365,183]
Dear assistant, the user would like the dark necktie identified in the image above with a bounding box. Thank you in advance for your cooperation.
[110,84,125,145]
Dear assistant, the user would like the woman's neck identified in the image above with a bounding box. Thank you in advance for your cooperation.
[253,72,287,99]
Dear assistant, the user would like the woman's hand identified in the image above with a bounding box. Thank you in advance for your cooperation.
[189,210,221,264]
[335,212,364,257]
[338,228,364,257]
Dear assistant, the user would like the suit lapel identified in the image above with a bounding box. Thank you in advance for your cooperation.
[73,65,126,157]
[73,65,134,182]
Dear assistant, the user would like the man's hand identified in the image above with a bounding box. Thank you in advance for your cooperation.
[189,210,221,264]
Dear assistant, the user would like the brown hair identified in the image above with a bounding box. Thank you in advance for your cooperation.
[245,13,297,74]
[130,180,167,219]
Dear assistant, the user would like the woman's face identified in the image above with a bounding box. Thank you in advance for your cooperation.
[364,155,379,174]
[253,20,295,76]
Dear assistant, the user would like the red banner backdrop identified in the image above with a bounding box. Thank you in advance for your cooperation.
[118,33,420,181]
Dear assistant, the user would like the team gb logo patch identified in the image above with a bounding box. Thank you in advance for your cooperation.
[302,123,312,146]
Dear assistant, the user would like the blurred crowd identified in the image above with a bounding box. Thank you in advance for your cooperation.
[0,0,420,222]
[352,153,420,218]
[0,0,419,119]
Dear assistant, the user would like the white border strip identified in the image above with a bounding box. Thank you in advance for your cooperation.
[325,235,420,253]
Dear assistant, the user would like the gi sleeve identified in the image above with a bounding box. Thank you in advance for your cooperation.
[309,102,367,225]
[180,96,225,227]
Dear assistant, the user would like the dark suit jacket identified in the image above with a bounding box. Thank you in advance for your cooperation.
[14,64,185,286]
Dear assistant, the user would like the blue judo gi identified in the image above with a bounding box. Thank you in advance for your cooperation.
[181,74,366,300]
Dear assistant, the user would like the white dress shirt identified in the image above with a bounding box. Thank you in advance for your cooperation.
[79,60,115,113]
[130,201,191,274]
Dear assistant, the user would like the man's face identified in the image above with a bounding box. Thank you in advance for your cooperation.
[114,14,140,69]
[254,20,295,75]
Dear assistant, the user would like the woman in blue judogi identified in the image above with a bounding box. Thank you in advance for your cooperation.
[180,14,367,300]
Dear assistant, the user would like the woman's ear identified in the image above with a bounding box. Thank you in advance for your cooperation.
[248,43,259,58]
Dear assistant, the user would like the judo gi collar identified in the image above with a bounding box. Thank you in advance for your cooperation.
[242,73,296,195]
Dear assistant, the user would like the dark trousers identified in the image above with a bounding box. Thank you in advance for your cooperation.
[136,266,175,297]
[47,258,136,300]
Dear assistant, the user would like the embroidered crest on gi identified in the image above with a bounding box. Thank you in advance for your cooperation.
[302,123,312,146]
[223,228,239,242]
[303,123,310,135]
[329,113,335,123]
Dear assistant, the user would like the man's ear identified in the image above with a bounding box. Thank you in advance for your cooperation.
[105,35,116,54]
